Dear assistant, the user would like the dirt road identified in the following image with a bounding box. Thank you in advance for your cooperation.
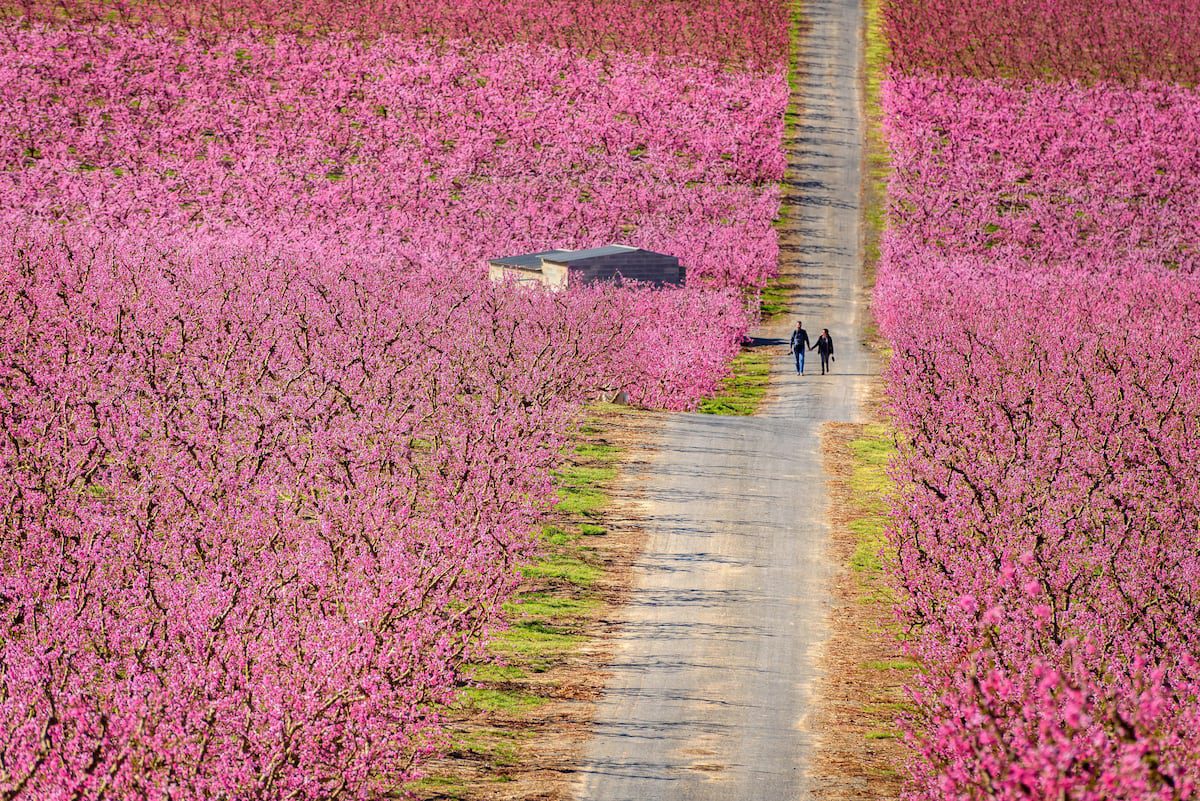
[569,1,873,798]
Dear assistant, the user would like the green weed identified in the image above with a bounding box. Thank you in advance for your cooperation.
[759,280,789,319]
[519,553,600,587]
[864,658,919,672]
[554,486,607,517]
[846,423,896,577]
[556,464,617,486]
[573,442,620,462]
[467,663,526,683]
[458,688,547,714]
[698,350,771,416]
[504,592,599,620]
[453,728,525,767]
[539,524,576,546]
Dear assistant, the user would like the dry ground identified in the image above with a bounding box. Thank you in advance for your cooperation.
[810,415,906,801]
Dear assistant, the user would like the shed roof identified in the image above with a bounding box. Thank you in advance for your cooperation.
[488,249,574,271]
[490,244,678,272]
[540,244,640,264]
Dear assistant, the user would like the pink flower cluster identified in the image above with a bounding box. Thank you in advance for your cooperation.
[0,23,786,289]
[6,0,788,65]
[884,0,1200,83]
[877,77,1200,799]
[0,226,746,798]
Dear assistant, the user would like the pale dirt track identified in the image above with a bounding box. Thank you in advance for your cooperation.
[569,0,875,798]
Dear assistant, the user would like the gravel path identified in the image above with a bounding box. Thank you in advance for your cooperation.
[570,1,874,798]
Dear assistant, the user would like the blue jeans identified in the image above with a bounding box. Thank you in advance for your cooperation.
[794,348,805,374]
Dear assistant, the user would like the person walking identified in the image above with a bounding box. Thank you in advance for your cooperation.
[789,321,811,375]
[812,328,835,375]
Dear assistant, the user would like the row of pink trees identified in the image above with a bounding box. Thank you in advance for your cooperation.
[877,261,1200,800]
[877,4,1200,795]
[0,3,786,794]
[0,22,785,290]
[0,226,747,798]
[884,0,1200,83]
[3,0,788,66]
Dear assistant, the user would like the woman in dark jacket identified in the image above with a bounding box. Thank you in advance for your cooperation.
[812,329,834,375]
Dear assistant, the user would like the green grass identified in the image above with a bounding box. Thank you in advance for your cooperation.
[759,280,789,319]
[552,464,614,517]
[539,524,575,546]
[453,728,526,767]
[698,350,771,415]
[863,701,913,714]
[846,423,895,577]
[405,775,468,799]
[554,486,606,516]
[492,615,585,672]
[788,0,805,91]
[520,553,601,587]
[573,442,620,462]
[850,518,886,574]
[467,664,526,683]
[457,687,547,714]
[863,658,919,672]
[556,464,617,486]
[861,0,891,347]
[504,592,600,620]
[841,421,917,747]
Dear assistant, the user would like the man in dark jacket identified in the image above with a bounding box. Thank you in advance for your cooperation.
[789,321,811,375]
[813,329,834,375]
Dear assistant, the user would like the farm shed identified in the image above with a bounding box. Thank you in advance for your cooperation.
[487,245,685,290]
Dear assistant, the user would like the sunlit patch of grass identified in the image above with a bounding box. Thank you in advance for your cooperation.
[698,350,771,416]
[554,485,607,516]
[505,592,599,621]
[864,658,919,672]
[405,775,468,799]
[847,423,895,578]
[492,619,583,671]
[540,524,576,546]
[556,464,617,486]
[573,442,620,462]
[850,518,886,573]
[759,280,789,319]
[466,663,526,683]
[519,553,601,587]
[457,687,547,714]
[862,0,892,349]
[438,405,626,790]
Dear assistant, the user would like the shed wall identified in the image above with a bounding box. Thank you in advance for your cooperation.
[560,252,683,286]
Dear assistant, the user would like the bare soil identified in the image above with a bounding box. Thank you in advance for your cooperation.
[810,418,906,801]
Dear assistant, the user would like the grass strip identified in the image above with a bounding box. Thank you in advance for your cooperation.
[844,424,912,746]
[698,349,771,415]
[409,405,627,797]
[862,0,891,351]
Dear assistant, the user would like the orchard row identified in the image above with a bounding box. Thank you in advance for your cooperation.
[878,2,1200,798]
[0,7,787,798]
